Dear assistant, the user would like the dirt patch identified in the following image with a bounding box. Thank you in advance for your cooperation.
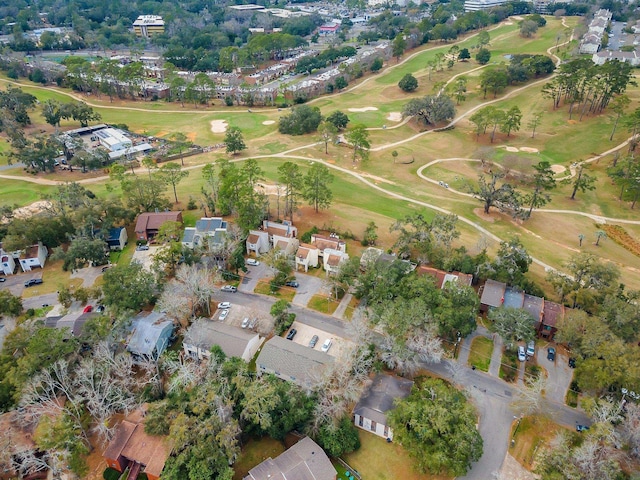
[255,183,284,196]
[359,172,397,185]
[186,132,197,142]
[387,112,402,122]
[262,120,276,125]
[473,207,500,223]
[550,164,566,174]
[348,107,378,112]
[210,119,228,133]
[519,147,539,153]
[567,119,578,125]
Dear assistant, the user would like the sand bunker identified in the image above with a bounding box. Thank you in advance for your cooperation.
[262,120,276,125]
[348,107,379,112]
[210,120,228,133]
[504,146,519,152]
[551,164,566,174]
[520,147,539,153]
[387,112,402,122]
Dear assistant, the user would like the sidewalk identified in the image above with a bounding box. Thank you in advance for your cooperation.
[332,293,353,320]
[488,334,503,378]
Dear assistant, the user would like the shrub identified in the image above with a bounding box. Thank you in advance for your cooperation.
[300,226,319,243]
[187,197,197,210]
[370,57,383,72]
[103,468,121,480]
[398,73,418,92]
[225,96,234,106]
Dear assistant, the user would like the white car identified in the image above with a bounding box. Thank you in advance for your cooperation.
[241,317,250,329]
[218,302,231,309]
[221,285,237,293]
[518,345,526,362]
[321,338,333,353]
[246,258,260,266]
[219,309,229,321]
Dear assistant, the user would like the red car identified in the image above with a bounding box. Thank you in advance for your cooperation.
[83,305,93,313]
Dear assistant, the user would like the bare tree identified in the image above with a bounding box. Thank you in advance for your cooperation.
[511,373,548,418]
[175,264,219,317]
[162,352,208,393]
[622,402,640,458]
[157,281,192,327]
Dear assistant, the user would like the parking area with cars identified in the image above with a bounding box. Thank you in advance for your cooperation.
[537,344,574,404]
[286,320,350,358]
[212,301,272,335]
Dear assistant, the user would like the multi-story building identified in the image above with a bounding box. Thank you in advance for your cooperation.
[133,15,165,37]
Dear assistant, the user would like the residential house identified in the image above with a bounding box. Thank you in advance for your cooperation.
[182,217,227,249]
[45,311,96,337]
[0,247,16,275]
[416,266,473,289]
[134,211,183,242]
[360,247,384,270]
[323,248,349,275]
[539,301,565,340]
[503,287,524,309]
[262,220,297,243]
[256,336,333,388]
[183,319,262,362]
[479,279,506,313]
[311,234,346,260]
[246,230,270,256]
[523,294,544,327]
[272,234,299,259]
[18,243,48,272]
[106,227,128,251]
[593,50,640,67]
[103,407,171,480]
[295,243,320,272]
[353,374,413,440]
[126,311,174,362]
[244,436,336,480]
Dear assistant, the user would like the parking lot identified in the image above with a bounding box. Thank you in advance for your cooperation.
[131,246,161,271]
[287,320,351,358]
[213,302,273,336]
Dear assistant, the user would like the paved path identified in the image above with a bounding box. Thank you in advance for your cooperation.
[332,293,353,320]
[489,334,503,378]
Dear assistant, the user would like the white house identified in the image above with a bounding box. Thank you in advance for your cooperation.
[19,243,48,272]
[182,217,228,249]
[295,243,320,272]
[0,248,16,275]
[272,235,299,258]
[353,374,413,441]
[246,230,270,256]
[183,319,262,363]
[94,128,132,152]
[323,248,349,275]
[311,234,346,258]
[262,220,297,244]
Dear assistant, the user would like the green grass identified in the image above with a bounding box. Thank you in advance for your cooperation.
[500,350,519,383]
[0,178,56,207]
[307,294,340,315]
[253,280,296,302]
[468,336,493,372]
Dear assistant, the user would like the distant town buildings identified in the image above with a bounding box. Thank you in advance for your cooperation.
[133,15,165,37]
[579,9,611,55]
[464,0,509,12]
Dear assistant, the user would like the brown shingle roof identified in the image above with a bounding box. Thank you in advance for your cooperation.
[480,279,506,308]
[134,211,182,233]
[311,234,342,252]
[247,233,260,244]
[327,254,341,266]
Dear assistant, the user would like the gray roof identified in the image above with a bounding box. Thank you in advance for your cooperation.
[256,336,333,385]
[48,311,96,336]
[195,217,226,233]
[183,319,259,359]
[523,294,544,321]
[503,287,524,309]
[245,437,336,480]
[127,312,174,357]
[354,374,413,425]
[480,279,506,307]
[182,227,196,243]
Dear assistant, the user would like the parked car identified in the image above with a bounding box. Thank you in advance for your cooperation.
[321,338,333,353]
[518,345,527,362]
[309,335,319,348]
[285,281,299,288]
[526,341,535,358]
[219,309,230,321]
[0,278,5,282]
[24,278,43,287]
[568,357,576,368]
[246,258,260,266]
[136,245,150,251]
[241,317,250,329]
[221,285,237,293]
[83,305,93,313]
[96,305,105,313]
[248,318,258,329]
[576,424,590,432]
[101,265,110,273]
[218,302,231,309]
[286,328,297,340]
[547,347,556,361]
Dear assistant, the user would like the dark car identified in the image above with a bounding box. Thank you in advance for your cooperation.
[96,305,106,313]
[568,357,576,368]
[101,265,110,272]
[285,281,299,288]
[286,328,297,340]
[24,278,43,287]
[309,335,319,348]
[0,278,5,282]
[576,424,590,432]
[547,347,556,361]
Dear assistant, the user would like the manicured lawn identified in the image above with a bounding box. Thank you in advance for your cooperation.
[22,259,83,298]
[343,430,450,480]
[500,350,519,383]
[0,179,56,207]
[468,336,493,372]
[307,294,340,315]
[232,437,286,480]
[254,280,296,302]
[510,415,569,471]
[343,296,360,320]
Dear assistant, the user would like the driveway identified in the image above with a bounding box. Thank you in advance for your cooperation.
[291,273,327,307]
[538,344,573,404]
[130,246,161,271]
[238,262,270,293]
[288,320,350,358]
[70,265,105,287]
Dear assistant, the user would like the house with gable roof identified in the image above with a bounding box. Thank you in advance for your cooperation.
[323,248,349,275]
[0,246,16,275]
[126,311,174,362]
[135,211,183,242]
[182,217,228,249]
[295,243,320,272]
[183,319,262,362]
[18,243,48,272]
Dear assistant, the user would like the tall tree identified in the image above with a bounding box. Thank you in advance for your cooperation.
[303,163,334,213]
[392,34,406,61]
[568,165,596,200]
[501,106,522,137]
[167,132,191,166]
[610,94,630,141]
[489,307,536,350]
[317,120,338,155]
[403,94,456,127]
[345,125,370,165]
[156,162,189,204]
[277,162,303,222]
[525,160,556,217]
[225,126,246,155]
[527,111,543,138]
[102,262,156,313]
[470,172,520,215]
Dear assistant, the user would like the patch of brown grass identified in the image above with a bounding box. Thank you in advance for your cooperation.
[599,224,640,257]
[510,416,569,470]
